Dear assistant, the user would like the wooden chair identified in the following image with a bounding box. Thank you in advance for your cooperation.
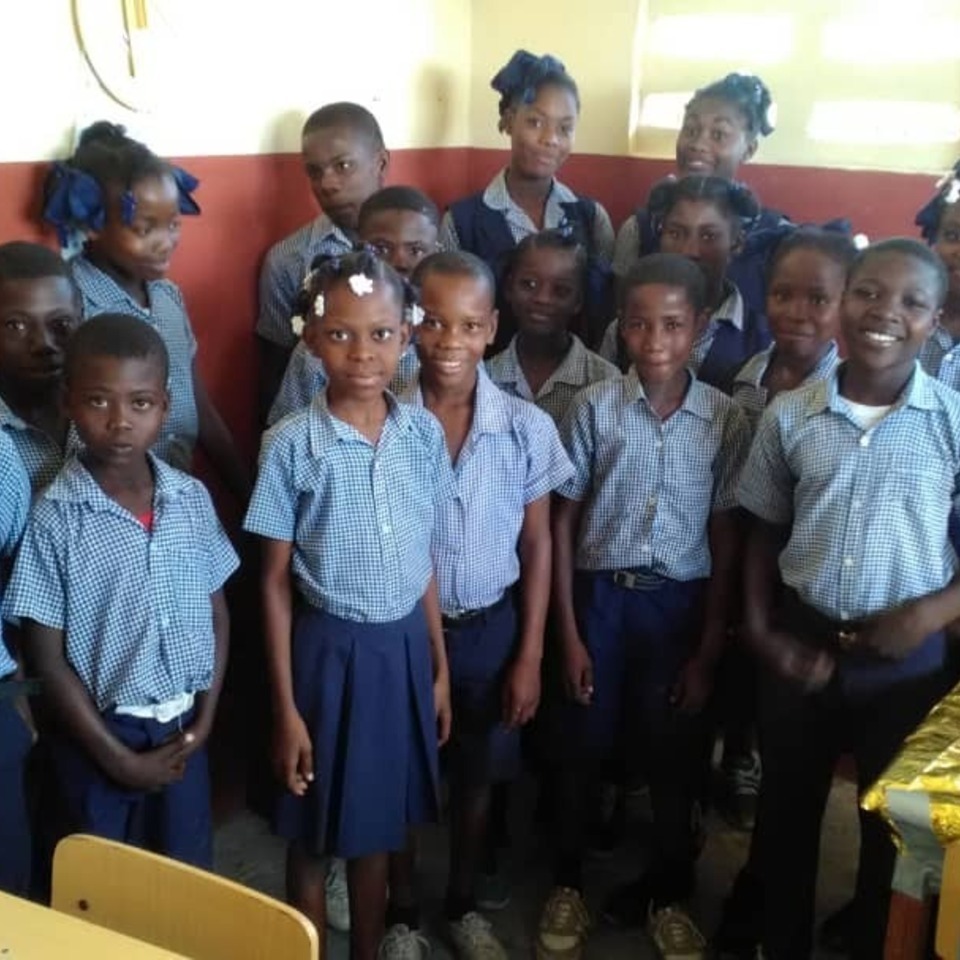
[937,841,960,960]
[52,834,320,960]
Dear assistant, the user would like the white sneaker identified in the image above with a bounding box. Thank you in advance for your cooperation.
[447,911,508,959]
[325,857,351,933]
[378,923,431,959]
[648,904,706,960]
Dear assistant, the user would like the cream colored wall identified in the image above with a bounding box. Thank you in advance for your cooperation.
[0,0,473,162]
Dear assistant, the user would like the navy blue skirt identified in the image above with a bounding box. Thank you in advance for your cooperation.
[275,602,440,859]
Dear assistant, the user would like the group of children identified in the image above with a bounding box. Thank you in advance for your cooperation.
[1,45,960,960]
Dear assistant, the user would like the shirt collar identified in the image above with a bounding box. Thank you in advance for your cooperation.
[929,324,957,353]
[45,452,192,510]
[708,283,744,332]
[812,360,940,418]
[624,367,716,422]
[72,255,161,315]
[406,366,513,436]
[307,387,413,456]
[309,213,353,251]
[0,396,28,431]
[733,341,839,390]
[501,335,594,390]
[481,168,577,214]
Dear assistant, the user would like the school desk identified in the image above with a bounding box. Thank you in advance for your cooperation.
[0,890,191,959]
[862,679,960,960]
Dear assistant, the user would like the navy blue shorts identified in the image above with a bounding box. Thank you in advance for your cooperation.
[444,593,521,787]
[275,602,440,859]
[0,693,33,895]
[51,706,212,869]
[566,571,707,760]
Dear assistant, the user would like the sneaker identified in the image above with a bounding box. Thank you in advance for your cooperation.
[649,905,707,960]
[447,911,507,959]
[475,870,511,911]
[325,857,351,933]
[720,752,761,831]
[536,887,590,959]
[378,924,431,959]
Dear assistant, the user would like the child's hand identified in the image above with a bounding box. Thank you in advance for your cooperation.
[502,655,541,729]
[859,599,935,660]
[562,639,594,706]
[179,718,212,758]
[765,631,836,692]
[434,672,452,747]
[112,740,190,792]
[671,656,713,714]
[273,709,314,796]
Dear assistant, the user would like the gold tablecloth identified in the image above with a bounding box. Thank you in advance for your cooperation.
[862,681,960,846]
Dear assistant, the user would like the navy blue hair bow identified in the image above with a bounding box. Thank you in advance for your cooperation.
[172,165,201,216]
[42,162,107,247]
[490,49,568,107]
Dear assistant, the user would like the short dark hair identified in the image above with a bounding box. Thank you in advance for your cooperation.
[505,228,588,286]
[687,73,775,139]
[648,175,760,237]
[618,253,708,315]
[302,102,385,150]
[851,238,949,306]
[299,248,414,320]
[490,50,580,123]
[412,250,496,304]
[359,186,440,229]
[0,242,80,307]
[768,228,858,283]
[65,313,169,384]
[60,122,171,194]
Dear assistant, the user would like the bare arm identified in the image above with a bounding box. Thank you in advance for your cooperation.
[184,588,230,751]
[422,575,452,746]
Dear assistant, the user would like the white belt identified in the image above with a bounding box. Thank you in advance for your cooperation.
[115,692,195,723]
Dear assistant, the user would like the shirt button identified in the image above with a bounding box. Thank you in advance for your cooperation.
[161,617,170,628]
[381,524,392,534]
[946,354,954,363]
[840,610,849,621]
[859,434,870,447]
[642,542,651,552]
[647,496,657,507]
[843,557,854,568]
[851,499,862,510]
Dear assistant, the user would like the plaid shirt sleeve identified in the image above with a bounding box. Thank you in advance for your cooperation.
[557,391,596,502]
[256,243,299,348]
[0,438,29,559]
[4,510,67,630]
[194,483,240,592]
[713,402,752,513]
[437,211,461,252]
[244,427,299,543]
[738,400,794,524]
[522,408,575,503]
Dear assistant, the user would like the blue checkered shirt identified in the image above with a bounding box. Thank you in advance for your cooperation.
[4,455,239,710]
[559,369,751,579]
[72,256,198,472]
[256,215,353,349]
[0,433,30,678]
[738,363,960,621]
[438,169,615,261]
[267,339,421,427]
[732,341,840,433]
[0,397,81,493]
[920,325,960,392]
[404,368,573,612]
[486,335,619,426]
[245,390,456,622]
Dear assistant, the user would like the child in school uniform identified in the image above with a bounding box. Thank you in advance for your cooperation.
[737,238,960,960]
[267,186,439,428]
[4,314,239,868]
[0,242,82,490]
[440,50,615,352]
[379,251,572,960]
[601,176,771,393]
[257,103,389,413]
[244,250,454,960]
[0,434,32,896]
[613,73,788,318]
[539,254,750,960]
[42,122,250,500]
[487,229,618,425]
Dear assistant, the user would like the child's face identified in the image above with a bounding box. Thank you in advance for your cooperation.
[841,251,941,377]
[676,96,757,180]
[766,248,846,363]
[505,246,582,338]
[89,174,181,282]
[416,273,496,388]
[503,84,578,181]
[360,209,438,278]
[302,125,387,233]
[0,276,79,391]
[66,355,169,466]
[659,199,737,298]
[303,281,408,402]
[619,283,698,388]
[934,203,960,304]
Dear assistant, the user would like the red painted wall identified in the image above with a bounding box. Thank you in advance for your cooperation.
[0,148,939,475]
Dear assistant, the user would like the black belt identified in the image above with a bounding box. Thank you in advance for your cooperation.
[0,677,42,702]
[782,590,864,653]
[610,568,666,591]
[441,592,510,628]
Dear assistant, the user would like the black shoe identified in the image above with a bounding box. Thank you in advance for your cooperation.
[818,899,857,953]
[713,869,763,957]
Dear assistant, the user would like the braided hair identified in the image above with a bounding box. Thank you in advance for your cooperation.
[687,73,776,139]
[648,175,761,237]
[490,50,579,130]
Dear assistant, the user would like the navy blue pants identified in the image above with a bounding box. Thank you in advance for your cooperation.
[444,594,521,787]
[51,708,212,869]
[0,695,33,895]
[556,572,709,895]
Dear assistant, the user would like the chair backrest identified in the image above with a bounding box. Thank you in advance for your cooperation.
[52,834,320,960]
[937,841,960,960]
